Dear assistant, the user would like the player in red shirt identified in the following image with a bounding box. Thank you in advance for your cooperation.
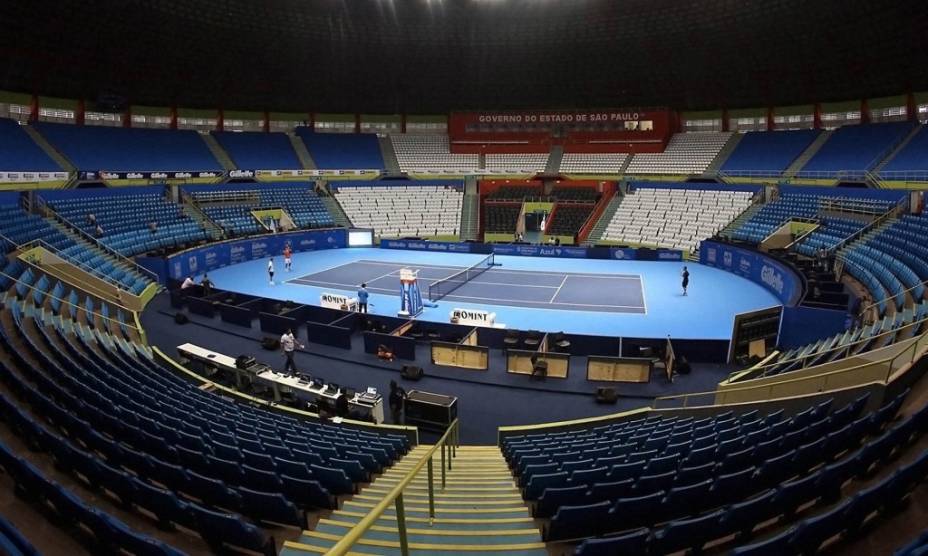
[283,244,293,272]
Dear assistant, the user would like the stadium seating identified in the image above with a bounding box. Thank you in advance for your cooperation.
[602,186,754,252]
[547,205,595,238]
[484,205,522,234]
[798,122,915,178]
[0,203,151,294]
[730,192,897,245]
[0,293,410,554]
[721,129,820,176]
[625,133,732,175]
[505,391,925,550]
[0,118,62,172]
[552,187,600,202]
[485,153,549,174]
[186,183,334,236]
[334,182,463,237]
[487,185,543,200]
[212,131,302,170]
[558,153,629,174]
[880,125,928,179]
[389,134,479,173]
[295,129,384,170]
[42,187,209,256]
[33,123,222,172]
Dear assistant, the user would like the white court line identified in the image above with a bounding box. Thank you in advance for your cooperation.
[550,275,569,303]
[639,274,649,315]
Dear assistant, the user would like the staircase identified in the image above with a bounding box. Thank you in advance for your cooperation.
[200,133,236,171]
[320,194,353,228]
[478,153,487,171]
[719,201,765,239]
[545,145,564,174]
[459,194,480,241]
[873,125,924,176]
[281,446,545,556]
[179,195,225,240]
[22,125,76,174]
[45,218,154,287]
[783,129,834,178]
[702,132,744,177]
[583,193,624,245]
[379,136,401,174]
[288,133,317,170]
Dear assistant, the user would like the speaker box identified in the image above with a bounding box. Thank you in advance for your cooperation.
[595,387,618,404]
[174,312,189,325]
[401,365,423,381]
[261,336,280,350]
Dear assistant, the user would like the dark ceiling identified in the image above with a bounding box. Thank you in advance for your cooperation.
[1,0,927,114]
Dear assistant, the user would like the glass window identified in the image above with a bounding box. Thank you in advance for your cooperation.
[730,117,767,133]
[683,118,722,132]
[131,114,172,128]
[85,111,123,127]
[270,120,303,132]
[773,113,813,130]
[870,105,908,123]
[177,117,217,131]
[38,107,75,123]
[919,104,928,124]
[0,103,32,123]
[821,111,861,129]
[315,120,355,133]
[223,119,265,132]
[406,121,447,133]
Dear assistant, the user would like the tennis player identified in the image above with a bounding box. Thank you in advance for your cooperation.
[268,257,276,285]
[283,244,292,272]
[681,266,690,296]
[358,283,369,313]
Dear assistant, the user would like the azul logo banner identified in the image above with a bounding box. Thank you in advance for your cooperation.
[699,240,800,305]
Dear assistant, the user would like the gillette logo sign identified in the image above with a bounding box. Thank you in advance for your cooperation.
[760,265,784,295]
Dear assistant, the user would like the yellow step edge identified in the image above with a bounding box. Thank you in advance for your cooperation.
[280,541,379,556]
[342,501,529,514]
[317,519,541,536]
[352,494,524,505]
[300,531,547,551]
[363,486,519,494]
[334,510,535,524]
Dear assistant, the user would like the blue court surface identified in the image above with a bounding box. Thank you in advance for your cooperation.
[288,259,646,313]
[201,247,780,340]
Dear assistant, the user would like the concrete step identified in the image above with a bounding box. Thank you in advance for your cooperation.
[289,133,317,169]
[22,125,76,174]
[200,133,236,171]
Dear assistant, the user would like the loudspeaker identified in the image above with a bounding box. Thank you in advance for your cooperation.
[595,387,618,404]
[174,312,189,325]
[401,365,424,381]
[261,337,280,350]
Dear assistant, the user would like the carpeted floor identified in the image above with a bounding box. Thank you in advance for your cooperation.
[142,293,733,444]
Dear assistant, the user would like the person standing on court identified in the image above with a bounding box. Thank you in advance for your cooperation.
[283,244,293,272]
[268,257,275,285]
[358,283,369,313]
[280,328,304,374]
[681,265,690,296]
[389,380,406,424]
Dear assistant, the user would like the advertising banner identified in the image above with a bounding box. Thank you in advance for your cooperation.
[166,228,346,280]
[700,240,802,306]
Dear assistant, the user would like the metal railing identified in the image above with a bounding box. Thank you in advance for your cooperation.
[725,306,928,384]
[837,251,928,317]
[828,201,905,255]
[324,419,460,556]
[35,199,159,284]
[657,328,928,409]
[18,238,131,293]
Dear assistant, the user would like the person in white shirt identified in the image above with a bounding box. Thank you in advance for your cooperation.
[280,328,304,374]
[268,258,275,285]
[181,276,195,289]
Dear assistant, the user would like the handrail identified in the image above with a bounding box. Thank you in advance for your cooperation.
[0,268,139,332]
[726,309,928,383]
[18,238,131,293]
[37,200,159,284]
[325,419,460,556]
[837,251,928,317]
[828,201,904,255]
[658,329,927,409]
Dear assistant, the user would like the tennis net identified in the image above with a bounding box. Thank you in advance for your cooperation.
[428,253,495,302]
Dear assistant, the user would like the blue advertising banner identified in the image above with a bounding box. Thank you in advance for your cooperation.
[700,240,802,306]
[380,239,484,254]
[491,244,591,258]
[167,229,347,281]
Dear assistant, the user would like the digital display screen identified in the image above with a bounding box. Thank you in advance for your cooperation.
[348,229,374,247]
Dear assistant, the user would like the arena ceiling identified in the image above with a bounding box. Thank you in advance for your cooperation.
[2,0,927,114]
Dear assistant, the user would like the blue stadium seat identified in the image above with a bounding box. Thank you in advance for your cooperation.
[574,527,650,556]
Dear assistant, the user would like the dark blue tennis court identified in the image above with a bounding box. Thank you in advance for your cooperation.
[287,259,646,313]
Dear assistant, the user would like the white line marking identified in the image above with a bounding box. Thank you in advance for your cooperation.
[355,259,641,279]
[639,274,648,316]
[550,275,569,303]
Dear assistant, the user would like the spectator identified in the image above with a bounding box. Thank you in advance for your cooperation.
[181,276,195,289]
[388,380,406,424]
[149,221,158,234]
[87,213,96,227]
[335,393,350,418]
[95,224,104,237]
[358,283,369,313]
[200,274,213,296]
[280,328,303,374]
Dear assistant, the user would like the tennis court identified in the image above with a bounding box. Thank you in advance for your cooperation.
[287,257,646,313]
